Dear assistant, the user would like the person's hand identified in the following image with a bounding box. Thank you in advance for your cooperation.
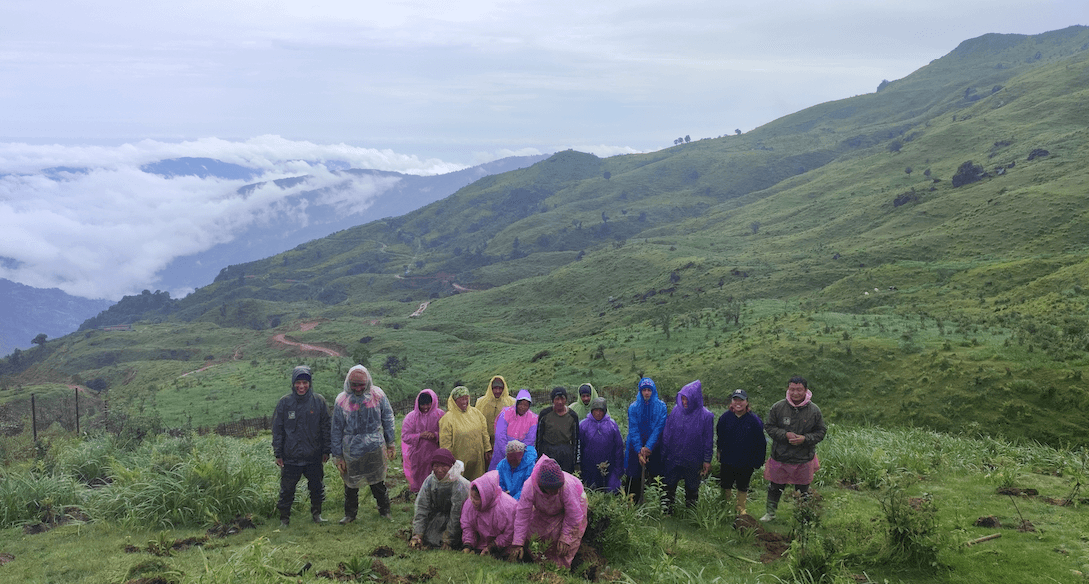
[335,458,347,474]
[462,546,473,554]
[597,461,610,477]
[507,546,523,561]
[485,450,493,463]
[387,446,396,460]
[275,457,284,468]
[440,542,452,551]
[409,535,423,549]
[322,454,330,463]
[556,541,570,557]
[480,547,491,557]
[787,432,805,446]
[701,462,711,477]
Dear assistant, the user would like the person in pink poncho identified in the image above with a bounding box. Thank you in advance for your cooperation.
[401,389,445,494]
[460,470,517,556]
[507,455,588,569]
[488,389,537,471]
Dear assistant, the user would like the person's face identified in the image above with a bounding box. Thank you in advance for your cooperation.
[580,393,592,405]
[540,485,560,496]
[455,395,470,412]
[294,379,310,395]
[680,395,689,409]
[491,382,504,398]
[553,395,566,409]
[516,400,530,415]
[730,397,748,415]
[418,400,432,414]
[432,462,451,481]
[506,450,524,467]
[349,370,369,395]
[470,487,482,510]
[641,387,652,401]
[788,382,807,403]
[591,409,605,421]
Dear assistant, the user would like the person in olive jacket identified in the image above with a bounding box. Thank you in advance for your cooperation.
[761,376,826,522]
[272,365,332,526]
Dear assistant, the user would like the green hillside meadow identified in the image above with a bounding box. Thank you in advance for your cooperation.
[2,26,1089,584]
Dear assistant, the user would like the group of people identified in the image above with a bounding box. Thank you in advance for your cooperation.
[273,365,825,567]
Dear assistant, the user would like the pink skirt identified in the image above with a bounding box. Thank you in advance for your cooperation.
[763,456,820,485]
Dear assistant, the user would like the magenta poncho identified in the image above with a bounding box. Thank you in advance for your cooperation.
[489,389,538,471]
[460,470,517,550]
[512,456,588,569]
[401,389,445,492]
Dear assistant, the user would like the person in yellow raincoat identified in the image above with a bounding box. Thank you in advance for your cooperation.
[440,386,492,481]
[475,375,514,450]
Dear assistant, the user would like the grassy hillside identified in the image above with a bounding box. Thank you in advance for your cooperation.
[2,26,1089,447]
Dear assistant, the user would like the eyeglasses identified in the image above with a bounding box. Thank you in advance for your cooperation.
[350,383,367,388]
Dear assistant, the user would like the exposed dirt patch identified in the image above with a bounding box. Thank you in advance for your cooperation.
[206,514,258,537]
[316,559,437,583]
[571,543,619,582]
[975,516,1001,528]
[996,487,1038,497]
[729,514,793,563]
[22,505,90,535]
[528,568,566,583]
[371,545,396,558]
[0,552,14,566]
[124,535,223,556]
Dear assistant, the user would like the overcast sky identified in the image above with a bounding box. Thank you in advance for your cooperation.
[0,0,1083,300]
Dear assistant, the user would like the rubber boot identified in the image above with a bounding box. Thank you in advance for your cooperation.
[759,499,777,522]
[311,503,325,523]
[736,491,748,516]
[373,481,391,519]
[341,486,359,524]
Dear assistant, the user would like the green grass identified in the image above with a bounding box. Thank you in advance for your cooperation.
[2,425,1088,583]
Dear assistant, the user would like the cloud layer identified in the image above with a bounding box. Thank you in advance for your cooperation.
[0,137,476,300]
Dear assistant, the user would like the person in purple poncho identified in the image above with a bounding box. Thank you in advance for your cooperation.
[661,380,714,512]
[578,397,624,493]
[624,377,667,504]
[460,470,517,556]
[401,389,445,494]
[489,389,537,471]
[507,455,588,569]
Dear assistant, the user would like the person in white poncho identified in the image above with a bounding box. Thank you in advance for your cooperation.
[332,365,396,523]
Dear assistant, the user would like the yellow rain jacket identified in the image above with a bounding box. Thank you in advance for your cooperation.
[475,375,515,447]
[439,388,492,481]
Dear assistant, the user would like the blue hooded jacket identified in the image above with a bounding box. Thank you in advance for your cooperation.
[624,377,667,476]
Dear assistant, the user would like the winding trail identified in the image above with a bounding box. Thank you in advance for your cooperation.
[271,321,342,357]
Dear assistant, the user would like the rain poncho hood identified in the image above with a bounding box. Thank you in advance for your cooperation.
[440,387,491,481]
[512,455,589,569]
[624,377,667,474]
[401,388,445,492]
[489,388,538,471]
[460,470,517,550]
[475,375,516,447]
[412,460,470,547]
[578,398,624,492]
[662,380,715,468]
[569,383,599,419]
[332,365,395,488]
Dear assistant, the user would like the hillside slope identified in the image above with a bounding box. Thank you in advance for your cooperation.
[3,26,1088,447]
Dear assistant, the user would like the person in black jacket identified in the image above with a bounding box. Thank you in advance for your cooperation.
[536,387,579,473]
[272,365,331,526]
[715,389,766,516]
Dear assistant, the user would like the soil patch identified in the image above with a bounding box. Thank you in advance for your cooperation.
[730,514,793,563]
[206,514,258,538]
[974,516,1001,528]
[995,487,1038,497]
[124,535,218,556]
[22,505,90,535]
[317,558,437,583]
[0,552,14,566]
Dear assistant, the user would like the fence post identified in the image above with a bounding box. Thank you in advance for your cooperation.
[31,393,37,441]
[75,387,80,435]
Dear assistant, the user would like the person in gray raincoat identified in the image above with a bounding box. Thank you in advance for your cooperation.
[332,365,396,522]
[272,365,331,526]
[410,448,471,549]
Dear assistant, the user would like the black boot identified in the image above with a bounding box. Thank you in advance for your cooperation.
[372,482,391,519]
[341,486,359,524]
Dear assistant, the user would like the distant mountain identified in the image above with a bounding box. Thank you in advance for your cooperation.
[151,154,548,294]
[0,278,112,356]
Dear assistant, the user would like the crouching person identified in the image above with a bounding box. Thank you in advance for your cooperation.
[507,456,588,569]
[461,470,517,556]
[410,449,470,549]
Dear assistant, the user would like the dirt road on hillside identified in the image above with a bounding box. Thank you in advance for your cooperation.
[271,322,342,357]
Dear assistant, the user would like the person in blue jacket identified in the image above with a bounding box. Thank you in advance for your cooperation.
[716,389,767,516]
[497,439,537,500]
[624,377,667,504]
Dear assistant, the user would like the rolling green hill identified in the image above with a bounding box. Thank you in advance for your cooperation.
[4,26,1089,446]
